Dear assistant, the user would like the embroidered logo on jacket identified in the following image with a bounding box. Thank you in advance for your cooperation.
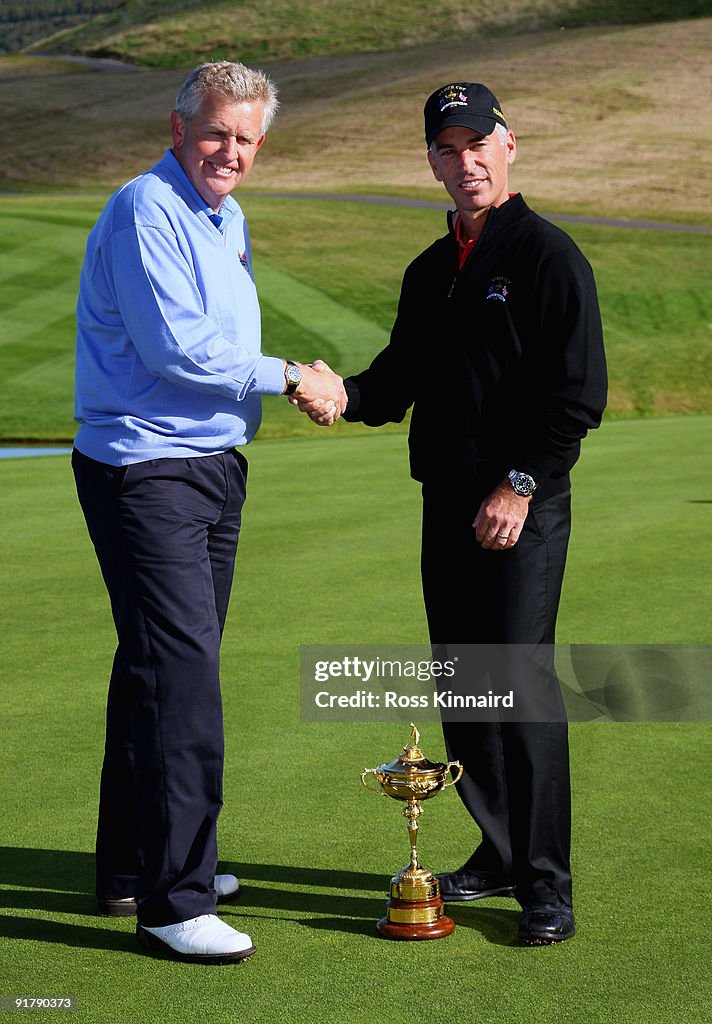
[238,251,250,271]
[485,276,511,302]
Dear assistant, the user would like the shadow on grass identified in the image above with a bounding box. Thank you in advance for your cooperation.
[300,907,521,945]
[0,847,94,894]
[0,847,518,948]
[223,860,386,891]
[447,903,521,947]
[0,890,97,915]
[0,916,136,953]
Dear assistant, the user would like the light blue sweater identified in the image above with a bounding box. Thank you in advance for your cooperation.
[74,149,285,465]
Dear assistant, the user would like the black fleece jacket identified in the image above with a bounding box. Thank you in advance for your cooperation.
[343,193,607,501]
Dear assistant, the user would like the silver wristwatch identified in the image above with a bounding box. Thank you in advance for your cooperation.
[508,469,537,497]
[284,360,302,396]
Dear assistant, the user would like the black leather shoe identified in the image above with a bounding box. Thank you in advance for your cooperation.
[435,867,515,902]
[518,907,575,945]
[97,896,137,918]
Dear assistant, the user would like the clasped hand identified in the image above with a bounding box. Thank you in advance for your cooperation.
[288,360,346,426]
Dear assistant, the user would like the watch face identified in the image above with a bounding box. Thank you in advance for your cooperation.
[509,471,536,496]
[286,364,301,386]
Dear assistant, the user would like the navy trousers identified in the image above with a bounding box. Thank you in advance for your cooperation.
[420,481,573,910]
[72,448,247,926]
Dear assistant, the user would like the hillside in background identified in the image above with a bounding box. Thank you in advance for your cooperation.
[13,0,712,65]
[0,0,121,54]
[2,17,711,226]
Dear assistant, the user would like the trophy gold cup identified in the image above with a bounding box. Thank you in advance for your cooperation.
[360,723,463,940]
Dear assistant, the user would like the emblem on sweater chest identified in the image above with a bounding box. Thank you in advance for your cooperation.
[238,250,250,271]
[485,276,511,302]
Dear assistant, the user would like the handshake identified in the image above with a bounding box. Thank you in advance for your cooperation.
[286,359,347,427]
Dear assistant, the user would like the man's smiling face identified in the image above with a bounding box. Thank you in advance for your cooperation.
[428,125,516,219]
[170,94,266,211]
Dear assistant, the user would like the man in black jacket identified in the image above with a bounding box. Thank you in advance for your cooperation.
[297,83,607,945]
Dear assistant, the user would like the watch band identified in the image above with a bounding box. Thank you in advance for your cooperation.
[283,360,302,396]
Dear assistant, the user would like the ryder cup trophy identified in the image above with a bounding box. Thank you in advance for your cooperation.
[360,723,463,940]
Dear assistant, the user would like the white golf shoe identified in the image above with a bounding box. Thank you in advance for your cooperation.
[214,873,241,902]
[137,914,255,964]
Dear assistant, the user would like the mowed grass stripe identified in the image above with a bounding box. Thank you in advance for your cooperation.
[1,194,711,440]
[1,294,76,339]
[11,349,75,390]
[0,262,78,302]
[0,206,86,440]
[257,262,389,372]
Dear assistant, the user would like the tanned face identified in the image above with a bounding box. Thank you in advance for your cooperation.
[171,94,266,211]
[428,125,516,233]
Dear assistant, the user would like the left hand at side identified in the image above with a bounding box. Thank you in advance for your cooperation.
[473,480,531,550]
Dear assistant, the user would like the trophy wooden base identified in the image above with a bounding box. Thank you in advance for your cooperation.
[376,892,455,941]
[377,914,456,940]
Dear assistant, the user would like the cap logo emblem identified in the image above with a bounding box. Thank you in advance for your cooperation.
[438,84,468,112]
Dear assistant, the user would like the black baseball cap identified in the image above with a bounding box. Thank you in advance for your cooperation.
[424,82,507,147]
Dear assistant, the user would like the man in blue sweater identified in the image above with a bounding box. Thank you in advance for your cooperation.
[72,61,345,965]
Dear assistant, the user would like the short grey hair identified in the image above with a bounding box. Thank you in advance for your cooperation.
[175,61,279,135]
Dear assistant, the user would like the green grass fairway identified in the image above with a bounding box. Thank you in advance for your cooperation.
[0,193,710,443]
[1,418,710,1023]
